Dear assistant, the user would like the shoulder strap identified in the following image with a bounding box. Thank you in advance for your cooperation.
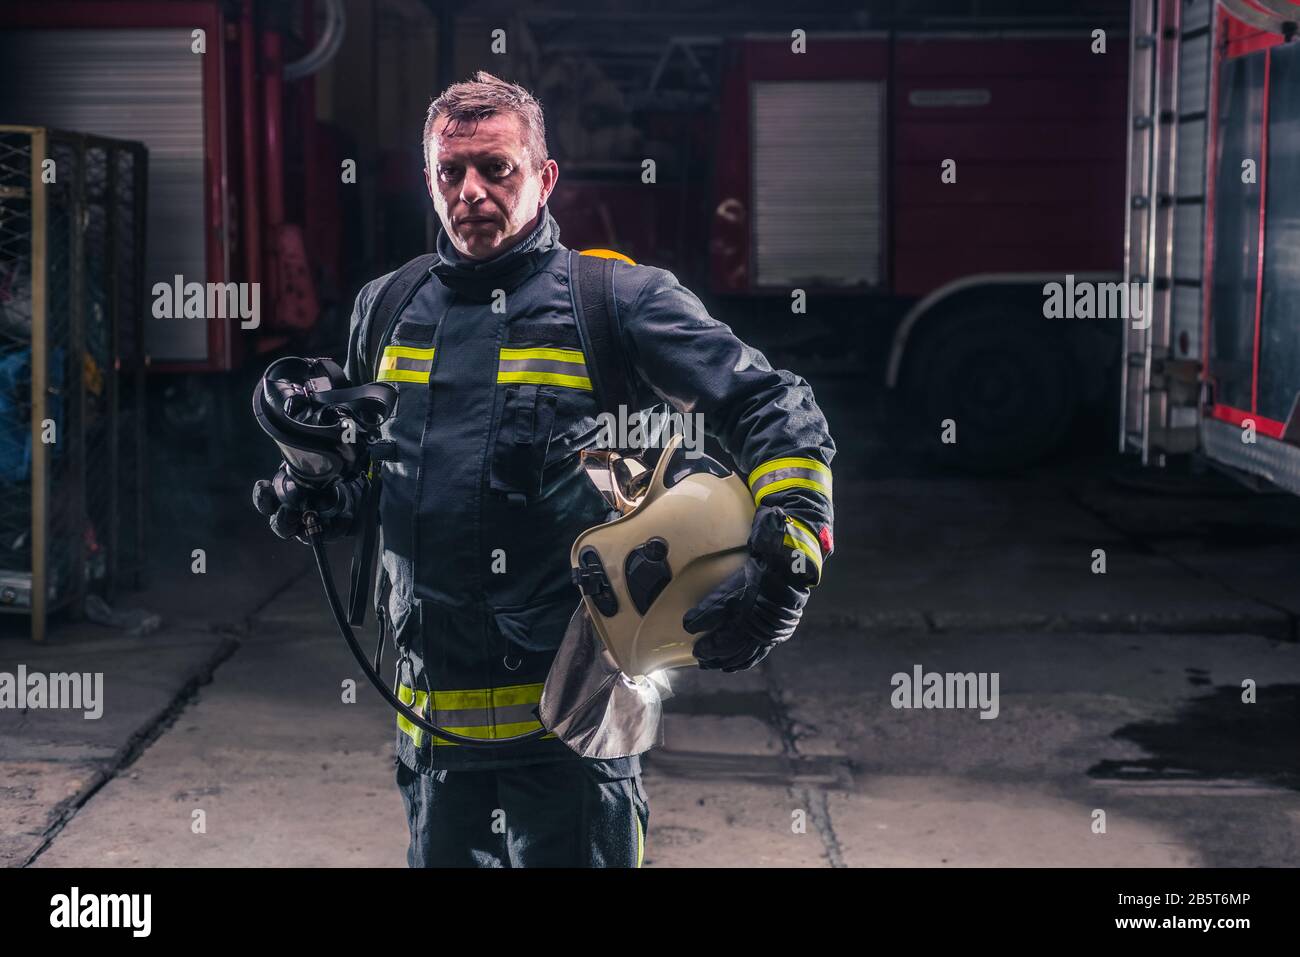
[570,249,635,417]
[363,253,439,381]
[348,253,435,627]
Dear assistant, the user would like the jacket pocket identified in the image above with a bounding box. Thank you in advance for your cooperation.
[493,589,581,653]
[489,384,557,502]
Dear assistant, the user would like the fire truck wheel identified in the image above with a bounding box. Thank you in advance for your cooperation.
[906,307,1078,473]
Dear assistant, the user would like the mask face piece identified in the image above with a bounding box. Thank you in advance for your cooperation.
[252,356,397,490]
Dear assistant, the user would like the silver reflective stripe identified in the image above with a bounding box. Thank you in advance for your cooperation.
[423,702,541,729]
[498,356,588,378]
[393,356,430,372]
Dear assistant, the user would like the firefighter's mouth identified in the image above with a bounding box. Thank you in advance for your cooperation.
[457,215,499,228]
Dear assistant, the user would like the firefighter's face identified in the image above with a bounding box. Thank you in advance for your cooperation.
[425,112,558,260]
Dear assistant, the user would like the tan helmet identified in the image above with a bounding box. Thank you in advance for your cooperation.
[570,432,755,678]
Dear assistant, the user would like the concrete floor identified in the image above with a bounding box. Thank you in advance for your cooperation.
[3,384,1300,868]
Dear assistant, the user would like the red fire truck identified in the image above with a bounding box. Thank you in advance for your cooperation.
[1120,0,1300,496]
[557,1,1300,487]
[3,2,1142,472]
[4,3,1136,470]
[551,27,1132,471]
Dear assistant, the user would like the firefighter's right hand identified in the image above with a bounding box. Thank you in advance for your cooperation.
[683,559,808,672]
[252,464,367,544]
[683,507,810,672]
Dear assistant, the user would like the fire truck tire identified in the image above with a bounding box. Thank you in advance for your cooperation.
[905,306,1078,473]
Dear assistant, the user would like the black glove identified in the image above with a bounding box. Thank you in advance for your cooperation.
[252,464,368,544]
[683,506,810,672]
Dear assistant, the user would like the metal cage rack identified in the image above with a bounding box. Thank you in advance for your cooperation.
[0,126,148,641]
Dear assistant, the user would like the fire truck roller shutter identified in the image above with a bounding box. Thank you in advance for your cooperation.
[0,28,209,364]
[751,80,886,290]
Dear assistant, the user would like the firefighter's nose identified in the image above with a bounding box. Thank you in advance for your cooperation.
[460,168,488,204]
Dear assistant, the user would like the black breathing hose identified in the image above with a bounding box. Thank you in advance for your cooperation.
[304,512,551,748]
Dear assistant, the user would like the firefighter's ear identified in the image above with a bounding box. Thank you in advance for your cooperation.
[538,158,559,208]
[423,164,435,201]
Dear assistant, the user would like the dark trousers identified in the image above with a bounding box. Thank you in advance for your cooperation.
[396,758,649,868]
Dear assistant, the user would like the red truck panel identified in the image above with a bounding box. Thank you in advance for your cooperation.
[892,36,1126,296]
[710,33,1127,298]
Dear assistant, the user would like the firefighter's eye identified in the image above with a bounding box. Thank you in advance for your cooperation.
[437,166,462,183]
[487,161,512,178]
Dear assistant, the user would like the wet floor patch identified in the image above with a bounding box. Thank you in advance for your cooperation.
[1089,683,1300,790]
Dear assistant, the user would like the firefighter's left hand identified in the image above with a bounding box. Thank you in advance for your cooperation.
[252,464,368,544]
[683,507,809,672]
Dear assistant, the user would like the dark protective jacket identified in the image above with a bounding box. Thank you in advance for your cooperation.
[344,206,835,772]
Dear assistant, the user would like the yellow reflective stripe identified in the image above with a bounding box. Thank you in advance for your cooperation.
[636,813,644,868]
[384,345,436,361]
[786,516,822,562]
[499,346,586,364]
[783,517,823,582]
[395,683,548,748]
[378,368,430,383]
[377,345,435,383]
[430,720,549,746]
[747,456,832,489]
[397,684,428,748]
[488,683,546,707]
[783,532,821,573]
[753,476,831,505]
[497,346,593,391]
[428,682,544,711]
[497,370,594,390]
[748,456,833,507]
[397,720,553,747]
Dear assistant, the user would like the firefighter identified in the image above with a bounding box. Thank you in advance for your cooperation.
[254,71,835,867]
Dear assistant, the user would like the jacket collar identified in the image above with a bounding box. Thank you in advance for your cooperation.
[431,205,562,300]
